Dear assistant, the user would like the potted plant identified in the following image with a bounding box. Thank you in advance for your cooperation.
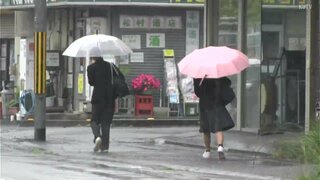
[131,74,161,95]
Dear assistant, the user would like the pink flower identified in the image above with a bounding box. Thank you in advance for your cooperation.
[131,74,161,92]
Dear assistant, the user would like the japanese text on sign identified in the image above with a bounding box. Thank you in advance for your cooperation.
[120,15,182,29]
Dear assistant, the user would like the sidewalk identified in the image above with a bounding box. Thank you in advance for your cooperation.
[163,130,302,155]
[1,112,200,127]
[1,113,304,156]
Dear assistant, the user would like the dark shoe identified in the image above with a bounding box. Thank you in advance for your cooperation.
[93,137,102,152]
[217,146,225,160]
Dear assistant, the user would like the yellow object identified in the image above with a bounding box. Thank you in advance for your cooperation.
[163,49,174,57]
[78,74,84,94]
[147,117,155,120]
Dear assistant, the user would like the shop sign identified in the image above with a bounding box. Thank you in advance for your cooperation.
[186,11,199,55]
[120,15,182,29]
[130,52,144,63]
[122,35,141,50]
[46,51,60,68]
[78,73,84,94]
[146,33,165,48]
[262,0,307,5]
[2,0,204,6]
[9,0,56,5]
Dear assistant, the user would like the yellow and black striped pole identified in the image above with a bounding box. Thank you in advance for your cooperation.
[34,0,47,141]
[34,32,46,95]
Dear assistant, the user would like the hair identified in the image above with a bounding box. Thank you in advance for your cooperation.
[95,57,103,61]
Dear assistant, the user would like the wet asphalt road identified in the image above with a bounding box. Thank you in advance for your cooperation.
[1,125,305,180]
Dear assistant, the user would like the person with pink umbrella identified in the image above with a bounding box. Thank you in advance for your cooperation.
[193,76,235,159]
[178,46,249,160]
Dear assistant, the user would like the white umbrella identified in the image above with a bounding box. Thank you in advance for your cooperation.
[62,34,133,57]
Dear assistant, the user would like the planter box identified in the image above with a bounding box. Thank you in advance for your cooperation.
[8,107,19,115]
[135,95,154,116]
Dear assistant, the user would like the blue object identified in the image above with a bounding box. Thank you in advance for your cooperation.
[19,89,35,115]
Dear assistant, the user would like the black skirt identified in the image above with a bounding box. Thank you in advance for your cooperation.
[199,105,235,133]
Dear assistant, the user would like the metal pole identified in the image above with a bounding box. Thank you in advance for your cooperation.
[205,0,219,46]
[236,0,247,130]
[305,0,318,132]
[34,0,47,141]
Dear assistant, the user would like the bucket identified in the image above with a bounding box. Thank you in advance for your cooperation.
[16,113,21,121]
[10,114,15,121]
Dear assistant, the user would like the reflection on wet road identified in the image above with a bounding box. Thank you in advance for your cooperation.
[1,126,302,179]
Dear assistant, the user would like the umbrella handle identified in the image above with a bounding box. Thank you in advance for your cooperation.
[199,75,207,86]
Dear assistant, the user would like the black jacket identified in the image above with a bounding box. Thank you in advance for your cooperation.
[87,58,114,108]
[193,77,231,109]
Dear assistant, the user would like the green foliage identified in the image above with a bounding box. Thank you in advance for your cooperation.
[247,0,261,25]
[273,122,320,179]
[220,0,238,18]
[300,123,320,179]
[273,140,304,161]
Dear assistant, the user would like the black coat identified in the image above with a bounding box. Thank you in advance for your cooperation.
[193,77,231,109]
[193,77,234,133]
[87,58,114,109]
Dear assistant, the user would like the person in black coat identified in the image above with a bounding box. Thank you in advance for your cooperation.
[87,56,121,152]
[193,77,235,160]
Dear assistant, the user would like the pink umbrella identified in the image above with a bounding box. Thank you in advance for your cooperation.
[178,46,249,78]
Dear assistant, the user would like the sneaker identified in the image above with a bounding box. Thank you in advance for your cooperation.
[93,137,102,152]
[217,146,225,160]
[202,150,210,159]
[100,148,109,153]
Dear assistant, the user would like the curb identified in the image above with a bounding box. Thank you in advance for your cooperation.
[1,119,199,127]
[164,139,272,156]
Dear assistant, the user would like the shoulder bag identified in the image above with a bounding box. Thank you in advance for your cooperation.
[110,63,130,98]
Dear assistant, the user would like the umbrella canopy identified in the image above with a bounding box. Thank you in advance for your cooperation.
[178,46,249,78]
[62,34,133,57]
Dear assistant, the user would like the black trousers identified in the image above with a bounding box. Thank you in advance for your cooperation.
[91,104,114,150]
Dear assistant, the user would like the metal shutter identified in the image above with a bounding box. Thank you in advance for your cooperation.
[113,7,194,107]
[0,14,14,38]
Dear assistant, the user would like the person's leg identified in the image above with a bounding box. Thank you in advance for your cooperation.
[91,120,101,141]
[91,104,102,152]
[203,132,211,151]
[202,132,211,158]
[100,120,110,152]
[215,131,224,145]
[215,131,225,160]
[100,110,113,152]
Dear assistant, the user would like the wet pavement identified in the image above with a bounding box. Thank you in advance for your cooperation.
[1,125,309,179]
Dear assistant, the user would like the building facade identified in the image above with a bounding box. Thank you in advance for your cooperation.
[0,0,318,133]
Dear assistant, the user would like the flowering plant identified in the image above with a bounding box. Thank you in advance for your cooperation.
[131,74,161,92]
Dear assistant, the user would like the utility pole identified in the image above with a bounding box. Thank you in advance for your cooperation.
[34,0,47,141]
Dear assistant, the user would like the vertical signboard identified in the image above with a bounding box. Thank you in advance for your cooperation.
[186,11,200,55]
